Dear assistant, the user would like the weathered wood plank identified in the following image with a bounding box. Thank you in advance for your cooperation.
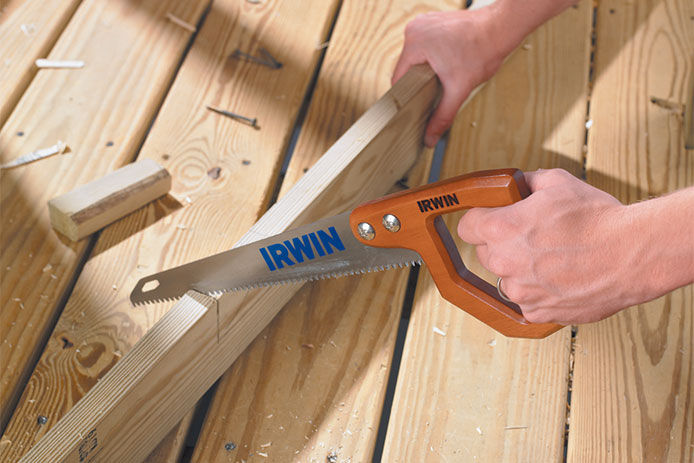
[568,0,694,461]
[188,2,460,461]
[0,0,210,447]
[0,0,82,127]
[0,0,339,458]
[382,2,593,461]
[17,64,440,463]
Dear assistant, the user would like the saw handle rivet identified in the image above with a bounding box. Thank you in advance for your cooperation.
[357,222,375,240]
[382,214,401,232]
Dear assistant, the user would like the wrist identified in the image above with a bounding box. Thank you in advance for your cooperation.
[620,189,694,303]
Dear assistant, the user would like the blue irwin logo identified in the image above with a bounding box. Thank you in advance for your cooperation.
[259,226,346,271]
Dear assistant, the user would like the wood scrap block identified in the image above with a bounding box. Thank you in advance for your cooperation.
[48,159,171,241]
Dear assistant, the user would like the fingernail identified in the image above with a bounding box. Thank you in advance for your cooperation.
[424,134,436,147]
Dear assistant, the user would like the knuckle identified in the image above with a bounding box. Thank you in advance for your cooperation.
[542,168,571,185]
[486,251,512,276]
[485,217,515,241]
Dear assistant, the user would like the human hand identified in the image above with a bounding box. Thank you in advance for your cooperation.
[392,7,516,147]
[457,169,639,325]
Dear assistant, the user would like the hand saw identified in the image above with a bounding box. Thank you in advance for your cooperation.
[130,168,562,338]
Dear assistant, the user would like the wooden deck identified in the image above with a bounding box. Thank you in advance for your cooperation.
[1,0,692,461]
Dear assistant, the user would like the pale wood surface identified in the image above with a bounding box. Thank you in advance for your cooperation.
[189,2,458,461]
[568,0,694,461]
[0,0,82,127]
[0,0,208,435]
[48,159,171,241]
[1,0,341,460]
[382,2,593,461]
[17,64,440,462]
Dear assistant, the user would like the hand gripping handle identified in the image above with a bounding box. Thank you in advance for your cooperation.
[349,168,562,339]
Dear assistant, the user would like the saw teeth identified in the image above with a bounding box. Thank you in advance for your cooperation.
[193,255,423,299]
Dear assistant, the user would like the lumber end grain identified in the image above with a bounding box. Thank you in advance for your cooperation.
[47,159,171,240]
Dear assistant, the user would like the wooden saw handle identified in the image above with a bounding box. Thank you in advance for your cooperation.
[349,168,562,339]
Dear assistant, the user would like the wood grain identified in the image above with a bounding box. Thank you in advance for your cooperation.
[382,2,593,460]
[568,0,694,461]
[0,0,82,127]
[1,0,341,459]
[189,2,458,461]
[0,0,208,436]
[16,64,440,462]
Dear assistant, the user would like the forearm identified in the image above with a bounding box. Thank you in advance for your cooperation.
[623,187,694,304]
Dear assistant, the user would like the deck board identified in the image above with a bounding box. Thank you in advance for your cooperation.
[568,0,694,460]
[0,0,209,439]
[1,0,690,461]
[187,1,460,461]
[0,0,82,127]
[1,0,341,460]
[381,3,593,461]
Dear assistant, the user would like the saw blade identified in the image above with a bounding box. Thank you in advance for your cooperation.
[130,212,422,306]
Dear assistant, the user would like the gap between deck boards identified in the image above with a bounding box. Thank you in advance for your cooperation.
[0,2,216,438]
[173,2,346,459]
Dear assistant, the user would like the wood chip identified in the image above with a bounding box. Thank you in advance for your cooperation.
[433,326,446,336]
[1,141,69,170]
[165,13,196,33]
[256,451,268,458]
[20,24,36,36]
[35,59,84,69]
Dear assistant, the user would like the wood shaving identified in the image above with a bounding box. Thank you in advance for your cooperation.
[433,326,446,336]
[504,425,529,430]
[21,24,36,36]
[256,451,268,458]
[42,264,53,272]
[35,59,84,68]
[1,141,69,170]
[165,13,196,32]
[260,442,272,448]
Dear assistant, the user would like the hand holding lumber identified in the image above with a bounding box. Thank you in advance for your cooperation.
[392,0,580,146]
